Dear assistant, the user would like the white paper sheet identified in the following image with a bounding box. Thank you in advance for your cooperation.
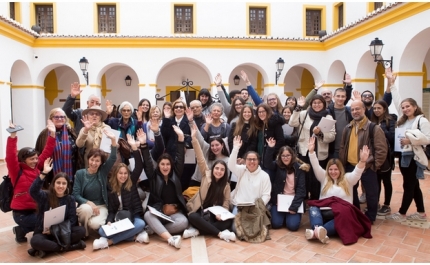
[277,194,304,213]
[99,129,120,153]
[43,205,66,231]
[184,149,196,164]
[147,206,175,223]
[394,127,406,152]
[207,206,235,221]
[102,218,135,236]
[317,117,336,133]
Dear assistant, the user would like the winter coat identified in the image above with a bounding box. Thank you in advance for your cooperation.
[234,198,271,243]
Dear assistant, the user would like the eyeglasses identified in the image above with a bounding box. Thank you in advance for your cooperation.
[362,94,373,98]
[174,105,185,109]
[235,103,243,107]
[53,116,66,120]
[281,154,292,159]
[267,98,277,102]
[258,110,266,114]
[246,158,258,162]
[88,111,101,116]
[122,109,132,113]
[190,106,200,110]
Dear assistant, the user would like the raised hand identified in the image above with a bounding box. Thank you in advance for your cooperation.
[126,134,139,150]
[233,136,242,149]
[47,120,56,133]
[81,115,95,131]
[297,96,306,107]
[360,145,370,162]
[172,125,184,142]
[136,109,143,121]
[42,158,53,175]
[385,67,397,84]
[103,129,115,140]
[205,113,213,125]
[240,70,250,84]
[105,100,113,115]
[185,107,194,121]
[308,136,316,153]
[70,82,82,98]
[149,118,159,133]
[343,73,352,85]
[315,80,325,90]
[136,128,147,144]
[266,137,276,148]
[163,106,172,119]
[214,73,222,86]
[191,123,198,139]
[352,90,361,101]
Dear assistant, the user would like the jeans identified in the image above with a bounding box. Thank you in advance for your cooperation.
[308,206,337,237]
[12,210,37,234]
[98,215,145,245]
[270,205,302,231]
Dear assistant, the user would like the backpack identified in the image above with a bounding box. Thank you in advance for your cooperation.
[0,169,23,213]
[369,123,392,173]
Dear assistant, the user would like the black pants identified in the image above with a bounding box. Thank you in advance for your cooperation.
[377,169,393,206]
[188,210,232,236]
[30,226,85,252]
[398,156,425,215]
[299,154,327,200]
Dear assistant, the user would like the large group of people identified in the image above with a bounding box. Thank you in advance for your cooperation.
[5,68,429,258]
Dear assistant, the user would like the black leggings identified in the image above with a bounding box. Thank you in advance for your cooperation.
[377,169,393,206]
[398,156,425,215]
[188,210,232,236]
[30,226,85,252]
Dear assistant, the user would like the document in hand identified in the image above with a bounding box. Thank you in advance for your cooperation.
[207,206,235,221]
[102,218,135,236]
[317,117,336,133]
[277,194,304,213]
[147,205,175,223]
[184,149,196,164]
[100,128,121,153]
[236,202,255,207]
[43,205,66,231]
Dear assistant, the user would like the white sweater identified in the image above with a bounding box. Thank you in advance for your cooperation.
[309,152,364,204]
[228,146,271,205]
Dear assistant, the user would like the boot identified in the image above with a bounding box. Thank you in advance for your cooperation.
[13,226,27,243]
[68,240,86,251]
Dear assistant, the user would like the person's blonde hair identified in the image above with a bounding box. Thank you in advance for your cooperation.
[109,163,132,194]
[149,106,162,121]
[49,108,71,129]
[267,93,283,114]
[321,159,350,196]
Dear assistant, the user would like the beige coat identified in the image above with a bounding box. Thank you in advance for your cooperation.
[76,122,111,168]
[186,138,230,214]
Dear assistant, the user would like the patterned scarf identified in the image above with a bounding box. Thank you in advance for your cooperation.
[53,125,73,180]
[90,123,104,149]
[119,117,136,139]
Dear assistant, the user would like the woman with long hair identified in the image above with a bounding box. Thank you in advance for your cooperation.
[142,124,189,249]
[370,100,396,216]
[228,105,258,164]
[226,97,245,125]
[306,136,370,244]
[135,98,151,124]
[289,95,335,200]
[285,96,297,109]
[93,133,149,250]
[385,68,429,222]
[6,120,56,243]
[73,130,118,237]
[182,124,236,242]
[29,168,86,258]
[264,139,308,231]
[281,106,299,148]
[198,88,214,117]
[35,107,82,189]
[142,106,162,149]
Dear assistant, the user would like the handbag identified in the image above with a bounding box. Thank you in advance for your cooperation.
[294,111,308,155]
[162,204,178,216]
[115,210,133,222]
[50,219,71,250]
[198,190,211,222]
[117,138,132,159]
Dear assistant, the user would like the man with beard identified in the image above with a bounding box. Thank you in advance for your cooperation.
[339,101,387,223]
[360,87,392,118]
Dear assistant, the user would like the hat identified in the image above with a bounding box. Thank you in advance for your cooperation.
[82,105,108,121]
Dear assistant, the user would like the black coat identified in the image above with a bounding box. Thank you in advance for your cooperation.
[258,114,285,166]
[264,147,306,212]
[106,148,145,223]
[228,122,257,158]
[161,116,192,158]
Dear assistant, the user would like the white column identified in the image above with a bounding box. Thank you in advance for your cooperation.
[141,84,156,107]
[0,82,12,159]
[264,84,287,106]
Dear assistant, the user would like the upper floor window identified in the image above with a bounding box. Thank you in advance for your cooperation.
[338,4,344,28]
[35,4,53,33]
[374,2,383,10]
[306,9,321,36]
[98,5,116,33]
[174,5,193,33]
[249,7,266,35]
[9,2,15,20]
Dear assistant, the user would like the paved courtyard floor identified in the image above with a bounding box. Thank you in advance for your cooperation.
[1,161,430,263]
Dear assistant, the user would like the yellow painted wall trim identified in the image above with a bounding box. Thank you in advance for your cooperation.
[11,85,45,89]
[246,3,271,36]
[332,2,345,31]
[352,78,376,83]
[277,83,285,87]
[80,84,87,87]
[138,84,146,87]
[89,84,102,88]
[0,81,5,84]
[0,20,35,46]
[15,3,22,23]
[156,89,161,92]
[6,82,12,85]
[396,72,424,76]
[263,83,275,87]
[322,83,344,87]
[149,84,157,87]
[171,3,196,35]
[303,5,326,38]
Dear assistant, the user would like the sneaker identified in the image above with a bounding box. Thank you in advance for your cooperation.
[13,226,27,243]
[27,248,37,257]
[37,250,46,258]
[168,235,182,249]
[305,229,314,240]
[385,212,406,222]
[219,230,236,242]
[314,226,329,244]
[136,231,149,244]
[406,212,427,221]
[377,205,391,216]
[359,193,366,204]
[93,237,109,250]
[144,225,154,235]
[183,227,200,239]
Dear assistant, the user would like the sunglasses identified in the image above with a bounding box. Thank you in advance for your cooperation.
[53,116,66,120]
[362,94,373,98]
[174,105,185,109]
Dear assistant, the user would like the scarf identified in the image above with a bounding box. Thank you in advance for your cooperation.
[53,125,73,180]
[308,108,328,154]
[90,123,104,149]
[118,117,136,139]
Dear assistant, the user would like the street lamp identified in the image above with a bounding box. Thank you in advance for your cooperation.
[369,38,393,68]
[275,57,284,85]
[125,75,132,86]
[233,75,240,86]
[79,57,89,85]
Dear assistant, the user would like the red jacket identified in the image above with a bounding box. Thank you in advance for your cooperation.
[308,196,372,245]
[6,136,55,211]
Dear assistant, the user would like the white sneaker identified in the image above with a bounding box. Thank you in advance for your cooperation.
[93,237,109,250]
[219,230,236,242]
[168,235,182,249]
[305,229,314,240]
[144,225,154,235]
[183,227,200,239]
[136,231,149,244]
[314,226,329,244]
